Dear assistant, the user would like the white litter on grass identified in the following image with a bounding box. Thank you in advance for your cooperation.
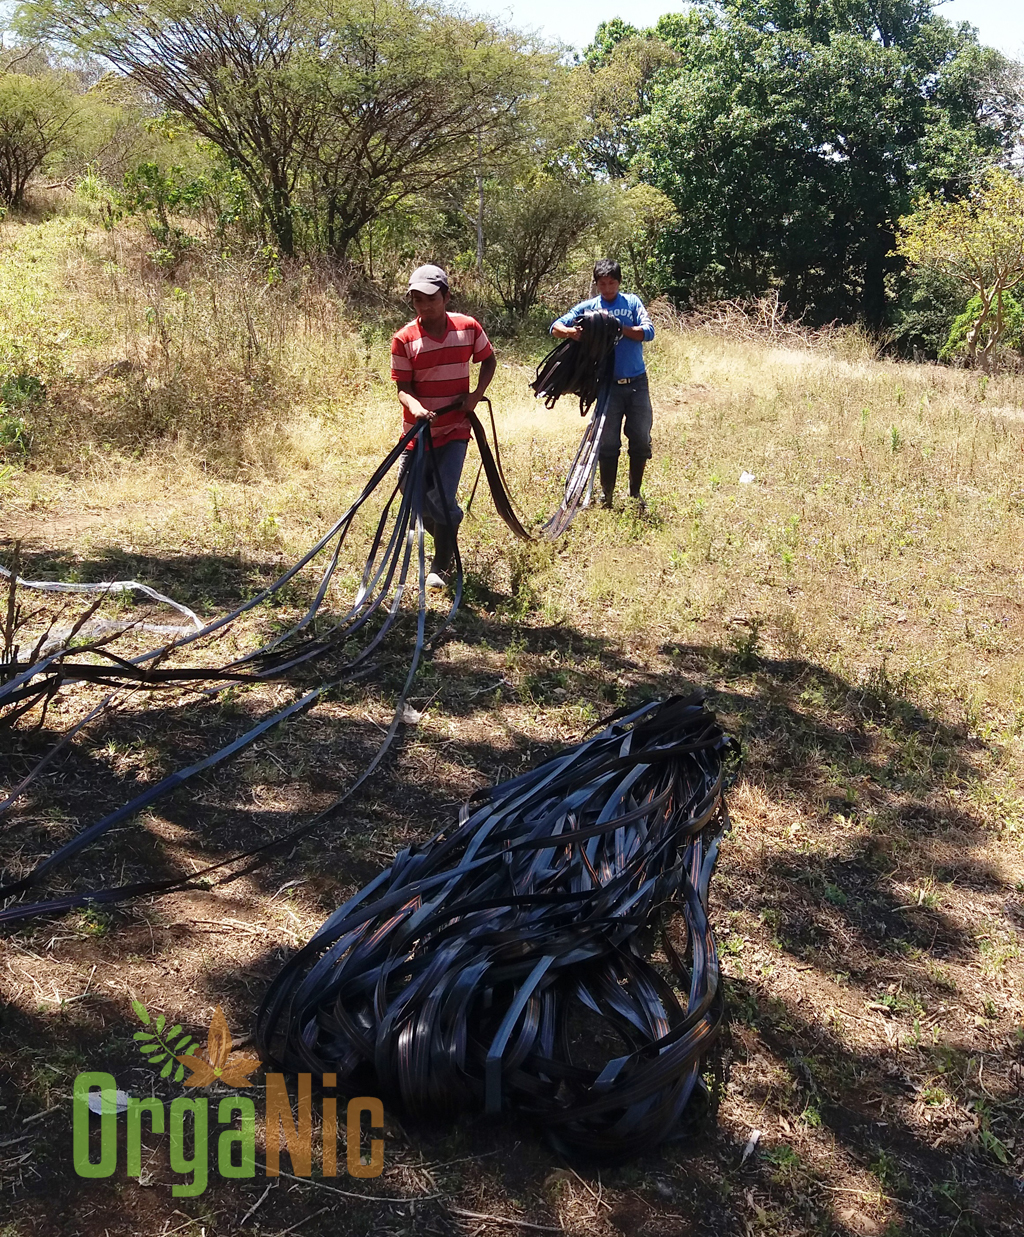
[87,1089,130,1115]
[739,471,756,484]
[740,1128,762,1164]
[399,704,423,725]
[0,565,202,628]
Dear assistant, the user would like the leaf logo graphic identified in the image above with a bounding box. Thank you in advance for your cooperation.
[176,1006,261,1088]
[132,999,196,1083]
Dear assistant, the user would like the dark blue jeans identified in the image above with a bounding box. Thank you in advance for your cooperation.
[398,438,468,535]
[598,373,653,462]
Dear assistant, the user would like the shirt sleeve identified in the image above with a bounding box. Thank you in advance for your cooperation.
[633,296,655,342]
[390,333,412,383]
[472,321,494,362]
[550,299,591,335]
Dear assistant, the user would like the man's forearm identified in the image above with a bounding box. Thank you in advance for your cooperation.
[621,325,646,341]
[460,355,497,411]
[474,355,497,395]
[551,322,581,339]
[398,388,431,419]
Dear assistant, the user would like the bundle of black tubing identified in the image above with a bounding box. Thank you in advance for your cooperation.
[530,310,622,417]
[530,311,621,540]
[256,694,735,1161]
[0,408,530,927]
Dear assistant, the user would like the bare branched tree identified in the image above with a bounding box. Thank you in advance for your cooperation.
[20,0,552,257]
[0,69,78,207]
[484,176,606,318]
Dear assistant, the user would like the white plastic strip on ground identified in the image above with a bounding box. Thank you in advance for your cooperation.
[0,565,203,629]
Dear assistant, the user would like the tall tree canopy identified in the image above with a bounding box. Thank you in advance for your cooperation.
[18,0,551,256]
[7,0,1022,329]
[573,20,677,180]
[627,1,1023,325]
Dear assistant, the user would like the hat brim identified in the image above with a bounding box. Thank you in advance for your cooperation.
[408,280,447,295]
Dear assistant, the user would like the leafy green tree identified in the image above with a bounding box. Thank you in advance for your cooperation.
[632,1,1023,325]
[897,167,1024,368]
[0,69,78,207]
[18,0,311,250]
[581,18,640,68]
[572,31,677,180]
[888,264,966,360]
[940,290,1024,365]
[599,181,679,299]
[112,158,233,245]
[303,7,548,259]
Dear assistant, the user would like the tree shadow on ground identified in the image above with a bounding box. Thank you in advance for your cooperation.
[2,557,1023,1236]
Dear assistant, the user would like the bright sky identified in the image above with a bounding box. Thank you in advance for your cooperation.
[0,0,1015,58]
[475,0,1021,56]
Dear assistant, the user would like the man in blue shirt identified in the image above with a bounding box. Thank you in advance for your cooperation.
[551,258,655,508]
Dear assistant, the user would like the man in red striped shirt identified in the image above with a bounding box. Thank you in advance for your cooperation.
[391,264,496,588]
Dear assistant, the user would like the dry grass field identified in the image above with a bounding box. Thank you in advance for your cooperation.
[2,210,1024,1237]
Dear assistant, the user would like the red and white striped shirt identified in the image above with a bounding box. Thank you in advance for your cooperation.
[391,313,494,447]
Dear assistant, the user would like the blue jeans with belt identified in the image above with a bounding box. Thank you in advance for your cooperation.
[598,372,653,462]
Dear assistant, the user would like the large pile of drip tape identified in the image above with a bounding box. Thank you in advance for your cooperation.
[257,695,736,1160]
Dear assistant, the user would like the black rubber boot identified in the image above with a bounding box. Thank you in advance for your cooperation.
[628,455,647,504]
[429,527,455,580]
[598,457,618,509]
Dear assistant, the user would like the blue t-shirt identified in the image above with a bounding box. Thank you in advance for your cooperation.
[551,292,654,379]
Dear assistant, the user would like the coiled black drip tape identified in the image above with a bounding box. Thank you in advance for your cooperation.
[531,310,622,417]
[257,694,736,1162]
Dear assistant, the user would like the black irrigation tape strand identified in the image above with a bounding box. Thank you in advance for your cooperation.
[0,693,124,816]
[0,388,553,927]
[467,400,533,543]
[256,694,738,1162]
[0,622,437,927]
[0,418,441,726]
[542,383,611,542]
[0,425,460,924]
[0,684,324,903]
[0,427,418,712]
[529,312,621,541]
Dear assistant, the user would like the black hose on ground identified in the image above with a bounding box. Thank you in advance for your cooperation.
[0,423,464,924]
[0,386,634,926]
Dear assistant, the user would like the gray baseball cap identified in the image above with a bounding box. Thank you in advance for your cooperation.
[408,264,449,295]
